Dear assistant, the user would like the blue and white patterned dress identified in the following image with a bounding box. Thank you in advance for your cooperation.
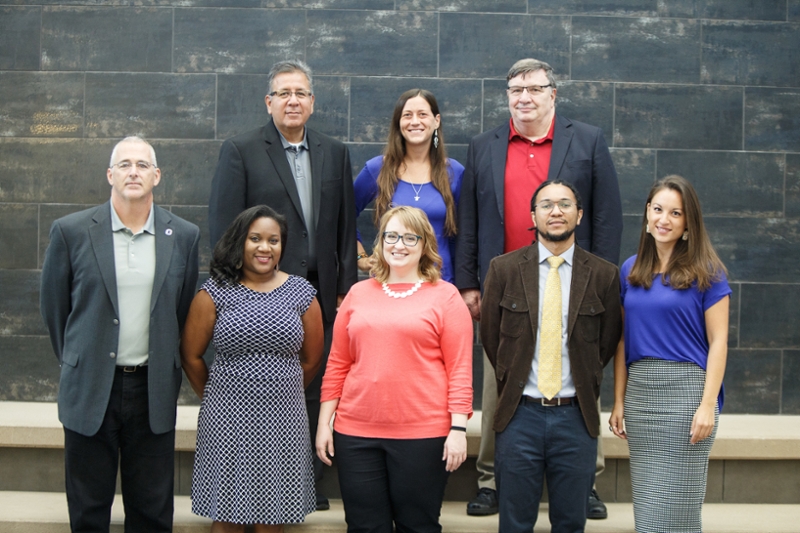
[191,275,316,524]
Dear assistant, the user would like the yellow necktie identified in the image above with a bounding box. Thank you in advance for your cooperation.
[539,255,565,399]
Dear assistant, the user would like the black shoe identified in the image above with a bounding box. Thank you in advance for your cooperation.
[316,493,330,511]
[466,488,498,516]
[587,489,607,519]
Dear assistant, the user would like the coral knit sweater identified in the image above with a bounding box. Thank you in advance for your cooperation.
[321,278,474,439]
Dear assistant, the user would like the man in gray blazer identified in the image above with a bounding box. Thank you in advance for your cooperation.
[455,58,622,517]
[207,59,357,510]
[41,136,200,532]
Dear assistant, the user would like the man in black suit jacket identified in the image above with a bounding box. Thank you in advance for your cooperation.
[208,59,357,509]
[41,136,200,532]
[455,58,622,517]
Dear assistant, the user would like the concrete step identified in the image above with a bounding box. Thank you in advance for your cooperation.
[0,492,798,533]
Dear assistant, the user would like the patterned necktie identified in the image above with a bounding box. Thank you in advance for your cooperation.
[539,255,565,399]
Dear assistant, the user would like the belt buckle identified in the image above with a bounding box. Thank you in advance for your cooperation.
[122,366,138,373]
[541,397,561,407]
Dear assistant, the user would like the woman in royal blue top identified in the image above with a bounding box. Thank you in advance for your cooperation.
[609,175,730,533]
[353,89,463,282]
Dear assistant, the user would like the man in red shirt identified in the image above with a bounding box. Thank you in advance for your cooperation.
[455,58,622,518]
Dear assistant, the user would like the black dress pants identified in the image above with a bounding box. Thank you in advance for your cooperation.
[64,368,174,533]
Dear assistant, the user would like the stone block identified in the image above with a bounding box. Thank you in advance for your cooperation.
[39,204,95,268]
[41,6,172,72]
[722,349,781,414]
[170,206,212,273]
[656,150,785,216]
[615,458,632,502]
[307,76,351,142]
[572,16,701,84]
[740,283,800,348]
[0,448,64,491]
[619,214,642,266]
[482,79,511,129]
[448,144,468,167]
[398,0,524,11]
[745,87,800,152]
[595,459,617,501]
[0,72,84,138]
[216,74,272,140]
[555,82,615,139]
[349,77,482,145]
[705,217,800,283]
[173,8,305,73]
[787,154,800,218]
[702,21,800,87]
[0,271,48,337]
[792,0,800,21]
[347,143,384,181]
[0,336,59,401]
[662,0,788,20]
[307,10,437,77]
[0,204,38,269]
[439,14,570,78]
[610,148,656,215]
[723,460,800,503]
[728,283,740,348]
[527,0,658,16]
[783,350,800,414]
[706,460,724,503]
[264,0,390,7]
[153,140,221,206]
[85,73,216,139]
[0,7,40,70]
[0,139,114,204]
[615,84,743,150]
[176,451,195,495]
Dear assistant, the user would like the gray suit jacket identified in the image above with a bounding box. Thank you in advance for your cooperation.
[455,114,623,292]
[41,202,200,436]
[480,245,622,437]
[208,119,357,323]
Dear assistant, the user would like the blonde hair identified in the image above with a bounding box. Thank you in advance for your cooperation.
[370,206,442,284]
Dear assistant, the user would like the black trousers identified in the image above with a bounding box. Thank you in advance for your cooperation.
[64,368,174,533]
[334,432,449,533]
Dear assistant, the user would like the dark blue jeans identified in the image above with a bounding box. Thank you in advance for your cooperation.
[64,368,174,533]
[495,398,596,533]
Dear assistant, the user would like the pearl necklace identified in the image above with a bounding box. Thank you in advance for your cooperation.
[382,279,423,298]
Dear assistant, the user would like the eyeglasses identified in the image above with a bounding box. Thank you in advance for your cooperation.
[110,161,155,171]
[535,200,576,212]
[507,85,552,97]
[383,231,422,246]
[269,89,312,100]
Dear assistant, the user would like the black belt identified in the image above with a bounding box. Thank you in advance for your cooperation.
[116,365,148,374]
[522,395,575,407]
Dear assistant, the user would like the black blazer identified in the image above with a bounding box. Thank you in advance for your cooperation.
[480,245,622,437]
[454,114,623,292]
[208,120,358,322]
[40,203,200,436]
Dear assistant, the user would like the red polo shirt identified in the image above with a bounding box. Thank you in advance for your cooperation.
[503,118,555,253]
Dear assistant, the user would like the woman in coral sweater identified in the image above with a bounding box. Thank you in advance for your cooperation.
[316,205,473,533]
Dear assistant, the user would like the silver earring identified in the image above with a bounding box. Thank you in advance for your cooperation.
[433,129,439,149]
[682,231,688,241]
[645,225,651,234]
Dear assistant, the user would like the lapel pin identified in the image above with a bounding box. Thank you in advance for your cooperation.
[165,228,173,236]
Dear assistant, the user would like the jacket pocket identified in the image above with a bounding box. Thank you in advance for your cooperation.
[578,299,604,342]
[499,295,528,338]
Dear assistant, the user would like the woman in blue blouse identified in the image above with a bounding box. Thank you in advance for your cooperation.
[609,175,730,533]
[353,89,463,282]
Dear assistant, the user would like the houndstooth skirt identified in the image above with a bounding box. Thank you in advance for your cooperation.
[625,358,718,533]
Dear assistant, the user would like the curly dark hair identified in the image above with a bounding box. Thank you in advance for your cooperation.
[209,205,288,284]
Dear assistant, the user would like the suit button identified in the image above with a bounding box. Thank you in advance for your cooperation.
[302,231,308,237]
[518,381,524,388]
[113,319,119,325]
[301,260,307,267]
[110,352,116,358]
[511,303,517,309]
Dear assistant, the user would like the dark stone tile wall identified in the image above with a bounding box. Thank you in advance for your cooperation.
[2,3,798,423]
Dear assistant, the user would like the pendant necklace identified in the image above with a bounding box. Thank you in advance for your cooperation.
[410,182,424,202]
[382,279,423,298]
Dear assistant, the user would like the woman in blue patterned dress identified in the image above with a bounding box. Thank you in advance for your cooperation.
[181,205,324,533]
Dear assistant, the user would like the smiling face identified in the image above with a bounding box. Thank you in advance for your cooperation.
[107,140,161,204]
[241,216,282,279]
[507,69,556,132]
[382,215,423,278]
[531,183,583,246]
[646,188,686,250]
[265,70,315,141]
[399,95,441,148]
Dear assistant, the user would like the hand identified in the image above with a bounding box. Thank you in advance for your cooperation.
[442,430,467,472]
[316,424,335,466]
[608,404,627,440]
[357,256,371,272]
[690,403,716,444]
[460,289,481,322]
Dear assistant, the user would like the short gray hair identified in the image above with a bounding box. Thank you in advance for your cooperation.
[506,58,557,89]
[109,136,157,168]
[267,59,314,96]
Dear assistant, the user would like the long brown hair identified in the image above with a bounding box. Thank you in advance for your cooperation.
[370,206,442,284]
[374,89,457,237]
[628,175,727,290]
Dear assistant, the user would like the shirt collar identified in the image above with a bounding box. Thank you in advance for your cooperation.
[538,240,575,267]
[110,202,155,235]
[508,116,555,144]
[277,127,309,151]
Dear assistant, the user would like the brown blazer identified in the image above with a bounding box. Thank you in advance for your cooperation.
[480,244,622,437]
